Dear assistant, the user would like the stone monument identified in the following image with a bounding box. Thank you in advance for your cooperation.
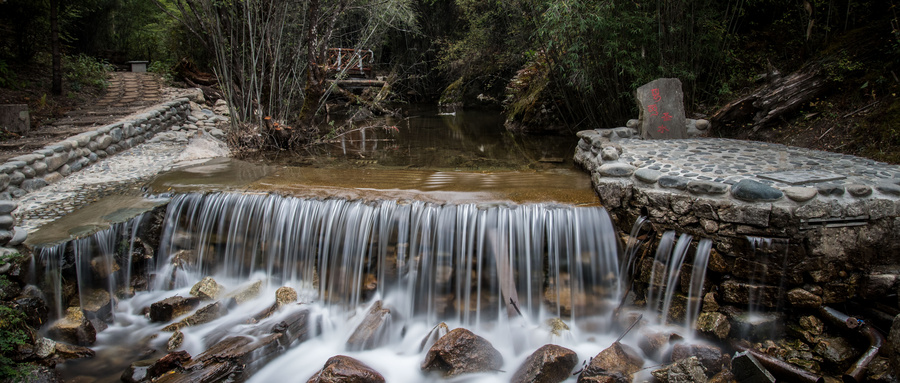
[636,78,686,139]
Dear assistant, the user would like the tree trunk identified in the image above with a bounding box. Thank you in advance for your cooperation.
[50,0,62,95]
[299,0,324,127]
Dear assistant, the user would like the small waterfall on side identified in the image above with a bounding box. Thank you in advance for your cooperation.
[33,213,154,321]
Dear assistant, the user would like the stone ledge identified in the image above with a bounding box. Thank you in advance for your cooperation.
[0,98,192,199]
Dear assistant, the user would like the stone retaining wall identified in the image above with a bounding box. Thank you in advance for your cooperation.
[575,127,900,309]
[0,98,191,200]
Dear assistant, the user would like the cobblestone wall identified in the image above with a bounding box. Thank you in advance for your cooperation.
[0,99,190,200]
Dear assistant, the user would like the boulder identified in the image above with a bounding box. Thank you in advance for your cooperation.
[276,286,298,306]
[190,277,224,300]
[122,359,155,383]
[671,343,728,375]
[168,330,185,351]
[419,322,450,352]
[731,351,775,383]
[421,328,503,377]
[149,295,202,322]
[346,300,392,351]
[578,342,643,383]
[14,296,48,329]
[307,355,385,383]
[163,301,229,331]
[511,344,578,383]
[697,312,731,340]
[227,280,262,304]
[81,288,114,322]
[150,350,192,378]
[48,307,96,346]
[652,356,708,383]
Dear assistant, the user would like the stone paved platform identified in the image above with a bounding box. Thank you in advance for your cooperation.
[574,127,900,264]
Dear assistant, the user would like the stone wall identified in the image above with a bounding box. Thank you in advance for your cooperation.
[574,126,900,310]
[0,99,191,200]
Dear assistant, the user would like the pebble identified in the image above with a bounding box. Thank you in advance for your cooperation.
[731,179,783,202]
[599,163,636,177]
[783,187,818,202]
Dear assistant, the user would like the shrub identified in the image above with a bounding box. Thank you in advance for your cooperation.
[0,304,28,379]
[64,54,113,91]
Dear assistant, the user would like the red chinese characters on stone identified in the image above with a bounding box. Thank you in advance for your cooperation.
[651,88,662,102]
[647,104,659,116]
[657,125,669,134]
[661,112,673,122]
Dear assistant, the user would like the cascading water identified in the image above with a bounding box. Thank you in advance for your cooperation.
[35,193,640,382]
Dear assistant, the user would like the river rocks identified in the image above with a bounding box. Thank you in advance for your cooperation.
[638,329,680,359]
[421,328,503,377]
[786,288,823,308]
[731,352,775,383]
[347,300,392,351]
[163,301,229,331]
[731,180,783,202]
[48,307,97,346]
[190,276,224,300]
[168,330,184,351]
[307,355,385,383]
[227,280,262,304]
[671,343,728,375]
[511,344,578,383]
[149,295,202,322]
[697,312,731,340]
[687,180,728,195]
[276,286,298,306]
[578,342,643,383]
[122,358,155,383]
[813,336,857,364]
[652,356,708,383]
[81,288,114,322]
[419,322,450,352]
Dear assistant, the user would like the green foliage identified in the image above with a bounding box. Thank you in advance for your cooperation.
[0,305,28,379]
[148,60,175,83]
[0,60,17,89]
[63,53,112,91]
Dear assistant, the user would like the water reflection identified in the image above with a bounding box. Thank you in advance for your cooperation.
[268,105,576,171]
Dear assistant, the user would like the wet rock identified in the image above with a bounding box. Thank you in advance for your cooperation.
[696,312,730,340]
[190,276,224,300]
[419,322,449,352]
[168,330,184,351]
[671,343,728,375]
[730,312,784,341]
[731,351,775,383]
[81,288,114,322]
[708,368,736,383]
[545,318,571,337]
[721,280,778,307]
[17,365,62,383]
[227,280,262,304]
[652,356,707,383]
[787,288,823,308]
[731,180,783,202]
[813,336,857,364]
[149,295,201,322]
[163,301,229,331]
[35,337,56,359]
[578,342,643,382]
[14,296,48,328]
[53,341,95,360]
[638,329,679,359]
[276,286,298,307]
[511,344,578,383]
[90,255,120,279]
[150,350,192,378]
[702,292,720,313]
[307,355,385,383]
[866,357,896,383]
[346,300,392,351]
[421,328,503,377]
[48,307,96,346]
[122,358,155,383]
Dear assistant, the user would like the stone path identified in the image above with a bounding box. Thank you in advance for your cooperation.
[13,102,229,235]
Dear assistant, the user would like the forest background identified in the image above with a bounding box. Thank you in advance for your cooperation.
[1,0,899,162]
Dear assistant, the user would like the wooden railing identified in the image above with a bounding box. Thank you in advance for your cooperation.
[325,48,374,79]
